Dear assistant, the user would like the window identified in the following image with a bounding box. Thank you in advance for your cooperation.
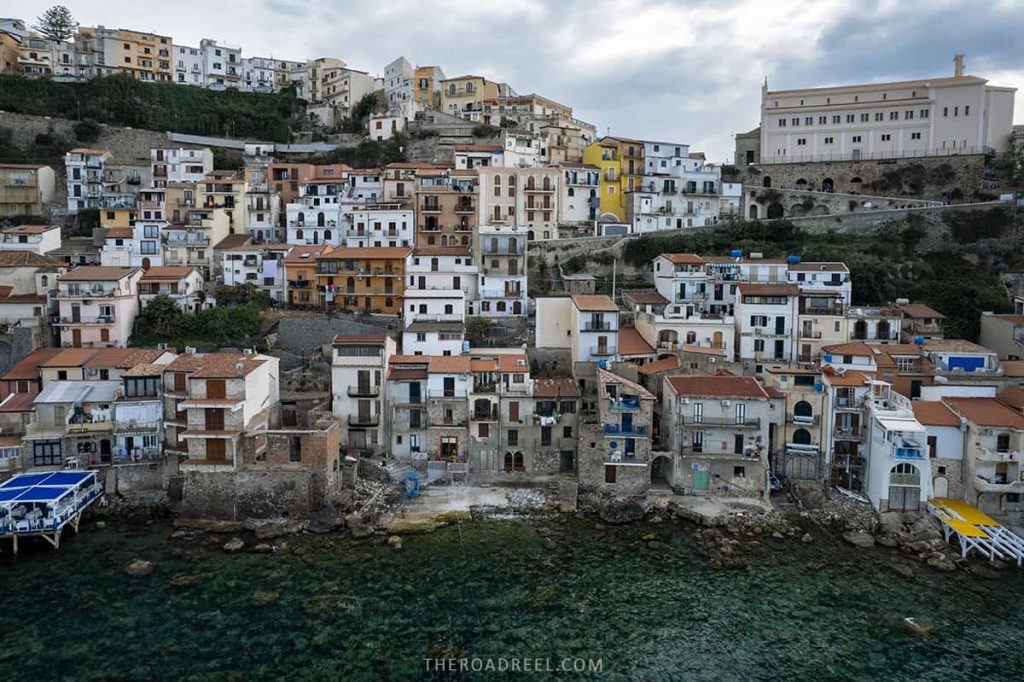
[860,113,869,122]
[943,106,948,117]
[874,112,883,121]
[881,134,891,141]
[733,466,746,478]
[818,115,826,124]
[33,440,62,467]
[778,118,786,127]
[791,118,799,126]
[904,110,914,119]
[832,115,840,124]
[852,135,861,143]
[541,426,552,446]
[954,106,959,116]
[911,132,921,140]
[921,109,929,118]
[692,402,703,423]
[804,117,813,125]
[507,430,518,446]
[846,114,854,123]
[824,137,834,144]
[796,138,807,146]
[964,105,969,116]
[889,111,898,120]
[563,426,572,439]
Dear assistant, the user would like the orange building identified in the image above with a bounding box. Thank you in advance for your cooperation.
[284,244,331,306]
[316,247,410,315]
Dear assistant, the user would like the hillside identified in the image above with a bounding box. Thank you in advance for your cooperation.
[0,73,299,142]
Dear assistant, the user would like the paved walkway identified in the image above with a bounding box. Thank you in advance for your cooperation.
[660,494,774,526]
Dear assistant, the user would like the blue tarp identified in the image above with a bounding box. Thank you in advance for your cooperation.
[0,470,98,507]
[0,473,53,488]
[12,488,70,502]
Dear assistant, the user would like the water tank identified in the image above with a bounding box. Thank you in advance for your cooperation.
[749,252,763,259]
[914,336,925,345]
[787,255,802,264]
[730,249,743,258]
[823,354,833,363]
[596,359,608,369]
[813,383,823,392]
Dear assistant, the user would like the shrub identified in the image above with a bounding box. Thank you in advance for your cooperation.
[72,119,101,142]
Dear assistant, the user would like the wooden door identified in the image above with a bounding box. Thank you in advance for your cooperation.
[605,465,616,484]
[206,439,226,460]
[508,401,519,423]
[174,372,186,392]
[206,379,226,400]
[205,408,225,431]
[72,329,82,347]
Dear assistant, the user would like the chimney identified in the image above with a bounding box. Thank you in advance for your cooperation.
[953,54,965,78]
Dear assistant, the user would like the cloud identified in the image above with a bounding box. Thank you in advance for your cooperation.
[19,0,1024,160]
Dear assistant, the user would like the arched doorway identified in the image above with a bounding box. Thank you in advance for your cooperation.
[651,455,673,488]
[795,179,808,190]
[853,319,867,340]
[527,230,535,241]
[792,428,811,445]
[793,400,813,423]
[849,177,863,194]
[933,476,949,498]
[888,463,921,511]
[877,319,891,341]
[766,202,783,219]
[762,176,772,188]
[749,204,759,220]
[821,178,834,193]
[513,301,522,315]
[712,331,724,349]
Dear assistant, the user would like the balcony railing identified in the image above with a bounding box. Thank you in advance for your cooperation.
[589,346,617,356]
[481,244,525,255]
[978,448,1023,463]
[582,321,613,331]
[893,445,924,460]
[347,385,380,397]
[347,414,380,427]
[427,390,464,399]
[787,414,820,426]
[603,423,647,437]
[833,426,862,441]
[834,396,863,409]
[682,416,761,428]
[55,316,116,326]
[608,398,641,411]
[57,289,119,299]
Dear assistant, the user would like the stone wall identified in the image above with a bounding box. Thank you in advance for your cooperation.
[743,185,940,221]
[577,422,650,495]
[273,314,396,355]
[0,327,43,379]
[181,468,314,521]
[109,459,176,494]
[788,200,1006,234]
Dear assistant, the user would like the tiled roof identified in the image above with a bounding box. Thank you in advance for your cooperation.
[319,247,411,259]
[428,355,471,374]
[413,246,471,256]
[389,355,429,365]
[498,354,529,373]
[0,391,38,412]
[1002,360,1024,378]
[821,369,873,386]
[104,228,134,239]
[898,303,946,319]
[285,245,331,264]
[533,377,579,398]
[681,344,726,357]
[945,397,1024,429]
[923,339,995,354]
[638,356,680,375]
[571,294,617,312]
[987,314,1024,325]
[623,291,668,305]
[597,368,656,400]
[738,283,799,296]
[124,363,165,377]
[60,266,138,282]
[454,144,503,152]
[40,348,98,367]
[85,348,165,369]
[213,234,252,250]
[4,224,54,234]
[190,356,266,379]
[787,262,849,272]
[665,374,771,399]
[660,253,705,265]
[389,367,427,380]
[617,327,655,356]
[821,342,875,356]
[470,358,498,373]
[140,266,196,281]
[0,251,59,268]
[912,401,961,427]
[333,333,389,346]
[2,348,62,381]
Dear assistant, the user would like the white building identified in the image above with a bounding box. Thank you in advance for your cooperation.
[383,56,413,112]
[285,180,348,247]
[55,266,142,348]
[346,204,414,248]
[734,283,800,373]
[138,266,207,313]
[151,148,213,186]
[332,333,395,455]
[242,56,276,93]
[759,61,1017,164]
[559,163,600,225]
[406,246,479,314]
[476,224,528,317]
[863,381,931,511]
[173,44,205,85]
[535,295,620,364]
[0,225,61,255]
[369,114,407,141]
[65,148,135,214]
[221,244,290,304]
[201,39,242,90]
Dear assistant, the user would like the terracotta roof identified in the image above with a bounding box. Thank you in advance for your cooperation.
[1,293,46,304]
[140,266,196,282]
[821,369,873,386]
[428,355,471,373]
[1002,360,1024,378]
[470,358,498,373]
[738,283,799,297]
[40,348,98,368]
[597,367,656,400]
[84,348,165,369]
[660,253,705,265]
[998,385,1024,410]
[638,356,681,376]
[69,147,108,154]
[623,291,668,305]
[498,354,529,373]
[617,327,655,356]
[787,261,849,272]
[124,363,165,377]
[104,228,134,239]
[533,377,579,398]
[190,356,266,379]
[0,251,60,268]
[923,339,995,354]
[319,247,411,259]
[389,368,427,380]
[454,144,503,152]
[4,224,54,234]
[1,348,62,381]
[821,342,875,356]
[945,397,1024,429]
[987,314,1024,325]
[225,243,290,252]
[0,391,38,412]
[912,401,961,427]
[60,266,138,282]
[413,246,471,256]
[213,234,252,250]
[898,303,945,319]
[389,355,429,365]
[571,294,618,312]
[666,374,771,399]
[0,435,23,447]
[333,333,389,346]
[285,245,331,264]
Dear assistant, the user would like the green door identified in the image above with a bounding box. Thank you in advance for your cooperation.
[693,466,709,491]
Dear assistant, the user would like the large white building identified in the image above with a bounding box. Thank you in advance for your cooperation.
[759,60,1017,164]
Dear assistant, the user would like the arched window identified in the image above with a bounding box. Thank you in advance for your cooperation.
[792,428,811,445]
[317,212,325,227]
[794,400,813,419]
[508,175,516,188]
[876,319,891,341]
[40,275,48,287]
[853,319,867,340]
[296,229,304,240]
[323,230,331,241]
[762,176,772,188]
[567,187,575,197]
[888,463,921,511]
[712,331,724,349]
[685,331,697,344]
[543,176,551,190]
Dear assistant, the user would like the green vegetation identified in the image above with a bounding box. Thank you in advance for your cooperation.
[71,119,101,143]
[308,134,408,168]
[992,148,1024,188]
[212,147,243,171]
[33,5,77,41]
[0,125,72,164]
[472,124,500,138]
[0,73,298,142]
[566,213,1021,341]
[131,288,269,350]
[336,93,383,135]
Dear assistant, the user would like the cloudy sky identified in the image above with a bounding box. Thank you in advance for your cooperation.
[21,0,1024,160]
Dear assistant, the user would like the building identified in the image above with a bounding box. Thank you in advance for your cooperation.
[386,354,429,462]
[0,164,56,216]
[413,65,446,109]
[944,397,1024,515]
[979,312,1024,361]
[758,61,1017,165]
[911,400,966,501]
[98,217,163,269]
[151,148,212,186]
[315,247,409,315]
[65,149,135,214]
[113,362,168,463]
[346,204,415,248]
[577,369,656,495]
[764,368,827,482]
[383,56,413,112]
[331,333,395,455]
[165,351,279,467]
[898,302,946,340]
[425,355,472,471]
[863,381,930,511]
[162,207,231,280]
[558,163,600,226]
[138,266,207,313]
[734,283,800,373]
[283,244,329,307]
[476,224,528,317]
[55,266,142,348]
[476,167,559,241]
[439,75,500,119]
[24,380,120,469]
[221,244,290,304]
[406,245,479,317]
[662,374,776,498]
[415,170,477,249]
[582,137,645,222]
[172,44,205,85]
[819,367,873,490]
[286,178,349,247]
[200,39,242,89]
[0,224,60,255]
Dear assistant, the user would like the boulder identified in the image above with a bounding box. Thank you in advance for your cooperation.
[387,535,403,550]
[926,554,956,572]
[595,496,648,524]
[843,531,875,548]
[124,559,155,577]
[223,537,245,553]
[875,533,900,548]
[252,590,280,605]
[878,512,903,532]
[310,508,343,534]
[801,533,814,544]
[891,563,915,578]
[252,543,273,554]
[901,617,935,638]
[169,574,204,587]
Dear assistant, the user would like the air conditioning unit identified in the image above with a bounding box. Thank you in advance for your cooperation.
[721,399,732,406]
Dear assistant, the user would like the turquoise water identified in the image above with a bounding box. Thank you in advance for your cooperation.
[1,517,1023,680]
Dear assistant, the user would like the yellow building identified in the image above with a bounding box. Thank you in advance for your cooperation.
[316,247,410,315]
[116,29,173,82]
[197,173,247,235]
[0,31,20,73]
[582,137,645,221]
[99,208,135,229]
[413,65,446,109]
[439,75,500,120]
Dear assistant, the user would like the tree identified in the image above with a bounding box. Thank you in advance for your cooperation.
[132,296,184,343]
[33,5,77,42]
[72,119,101,143]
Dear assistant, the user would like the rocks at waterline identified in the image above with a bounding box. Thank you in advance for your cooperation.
[223,537,245,553]
[843,531,876,548]
[124,559,155,577]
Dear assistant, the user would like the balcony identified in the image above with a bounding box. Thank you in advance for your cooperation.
[833,426,862,441]
[57,289,119,299]
[605,452,645,466]
[473,405,498,421]
[682,416,762,429]
[55,316,116,326]
[347,385,380,397]
[347,414,380,427]
[754,328,789,338]
[454,202,475,213]
[582,321,613,331]
[288,279,311,288]
[799,330,823,339]
[603,423,647,438]
[893,444,924,460]
[427,390,464,399]
[430,415,468,428]
[480,288,523,299]
[420,203,441,213]
[973,473,1024,494]
[473,383,496,394]
[589,346,617,356]
[608,398,641,411]
[481,243,525,255]
[787,414,820,426]
[834,396,863,410]
[977,448,1024,463]
[164,235,211,247]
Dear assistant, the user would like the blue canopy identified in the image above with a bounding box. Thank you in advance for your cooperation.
[0,470,98,508]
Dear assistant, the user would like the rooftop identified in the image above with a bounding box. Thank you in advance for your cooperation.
[533,377,579,398]
[3,224,55,235]
[617,327,655,356]
[35,380,119,405]
[660,253,705,265]
[1,348,62,381]
[60,266,138,282]
[333,333,390,346]
[738,283,799,297]
[923,339,995,354]
[428,355,471,374]
[139,266,196,282]
[944,397,1024,429]
[571,294,618,312]
[666,374,772,400]
[898,303,946,320]
[638,356,681,376]
[912,401,962,428]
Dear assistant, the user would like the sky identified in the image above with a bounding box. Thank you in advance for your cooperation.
[18,0,1024,161]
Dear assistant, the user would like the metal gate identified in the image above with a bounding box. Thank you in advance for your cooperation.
[779,446,820,481]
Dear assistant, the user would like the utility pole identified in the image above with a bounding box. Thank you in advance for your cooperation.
[611,257,616,304]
